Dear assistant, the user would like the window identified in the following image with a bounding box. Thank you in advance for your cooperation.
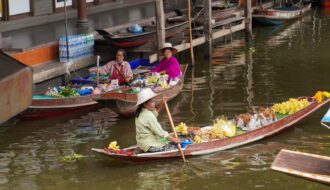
[55,0,73,8]
[8,0,31,16]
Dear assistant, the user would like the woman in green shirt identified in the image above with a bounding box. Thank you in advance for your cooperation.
[135,88,181,153]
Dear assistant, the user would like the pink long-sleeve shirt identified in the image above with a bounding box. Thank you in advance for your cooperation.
[151,56,181,80]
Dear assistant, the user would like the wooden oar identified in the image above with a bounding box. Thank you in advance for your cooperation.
[164,102,187,162]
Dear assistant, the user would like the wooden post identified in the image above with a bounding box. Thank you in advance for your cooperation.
[245,0,253,45]
[77,0,88,26]
[155,0,165,60]
[203,0,212,58]
[187,0,195,66]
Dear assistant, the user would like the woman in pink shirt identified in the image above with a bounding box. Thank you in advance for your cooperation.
[151,43,181,81]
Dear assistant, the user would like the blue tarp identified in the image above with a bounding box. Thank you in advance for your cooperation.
[321,107,330,123]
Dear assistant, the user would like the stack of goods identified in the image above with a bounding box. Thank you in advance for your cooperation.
[193,118,237,143]
[236,107,276,131]
[130,74,171,93]
[45,86,102,98]
[272,98,310,115]
[59,34,94,62]
[312,91,330,103]
[105,141,133,155]
[175,119,237,144]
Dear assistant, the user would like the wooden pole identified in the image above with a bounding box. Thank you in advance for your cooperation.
[164,102,187,163]
[245,0,253,45]
[155,0,165,60]
[77,0,88,26]
[203,0,212,58]
[187,0,195,66]
[63,0,70,85]
[96,55,100,87]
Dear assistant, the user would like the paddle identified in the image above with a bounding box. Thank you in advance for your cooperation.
[164,102,187,163]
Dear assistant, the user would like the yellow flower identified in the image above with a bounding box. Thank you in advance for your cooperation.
[312,91,324,103]
[175,122,188,135]
[108,141,120,151]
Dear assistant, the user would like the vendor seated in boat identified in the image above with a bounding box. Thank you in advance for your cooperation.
[135,88,181,153]
[151,43,182,81]
[89,49,133,85]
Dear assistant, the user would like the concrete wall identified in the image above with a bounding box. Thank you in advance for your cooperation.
[34,0,53,16]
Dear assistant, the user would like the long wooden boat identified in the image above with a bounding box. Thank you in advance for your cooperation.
[19,59,154,119]
[92,97,330,162]
[253,3,311,25]
[271,149,330,185]
[168,2,239,26]
[19,94,103,119]
[195,2,240,24]
[94,64,188,117]
[95,10,197,48]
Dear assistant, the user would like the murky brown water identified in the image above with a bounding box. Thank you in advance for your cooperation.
[1,6,330,190]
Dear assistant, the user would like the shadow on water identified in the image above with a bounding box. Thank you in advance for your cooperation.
[1,7,330,190]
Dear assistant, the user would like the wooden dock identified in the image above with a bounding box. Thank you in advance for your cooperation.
[30,1,274,84]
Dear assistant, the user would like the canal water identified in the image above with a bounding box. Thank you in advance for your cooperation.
[1,7,330,190]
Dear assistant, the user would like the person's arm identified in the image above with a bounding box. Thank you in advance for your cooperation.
[89,62,112,75]
[151,59,165,73]
[124,62,134,83]
[166,136,181,144]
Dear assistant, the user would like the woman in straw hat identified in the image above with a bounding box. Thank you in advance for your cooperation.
[135,88,181,153]
[151,43,182,81]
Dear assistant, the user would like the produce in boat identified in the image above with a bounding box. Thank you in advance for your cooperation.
[312,91,330,103]
[108,141,120,151]
[272,98,309,115]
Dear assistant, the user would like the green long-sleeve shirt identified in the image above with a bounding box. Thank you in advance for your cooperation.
[135,108,169,152]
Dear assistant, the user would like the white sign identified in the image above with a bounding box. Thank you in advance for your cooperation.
[9,0,30,16]
[55,0,73,8]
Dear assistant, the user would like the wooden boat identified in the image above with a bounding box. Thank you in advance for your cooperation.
[195,1,240,24]
[271,149,330,185]
[168,2,239,25]
[95,12,194,48]
[92,97,330,162]
[20,94,103,119]
[253,3,311,25]
[94,64,188,117]
[19,59,155,119]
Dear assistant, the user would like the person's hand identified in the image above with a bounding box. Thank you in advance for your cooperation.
[89,68,97,73]
[125,77,131,83]
[172,137,181,144]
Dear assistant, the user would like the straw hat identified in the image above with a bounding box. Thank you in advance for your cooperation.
[136,88,159,107]
[158,42,178,55]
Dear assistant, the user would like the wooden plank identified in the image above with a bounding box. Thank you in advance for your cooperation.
[32,56,96,84]
[271,149,330,185]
